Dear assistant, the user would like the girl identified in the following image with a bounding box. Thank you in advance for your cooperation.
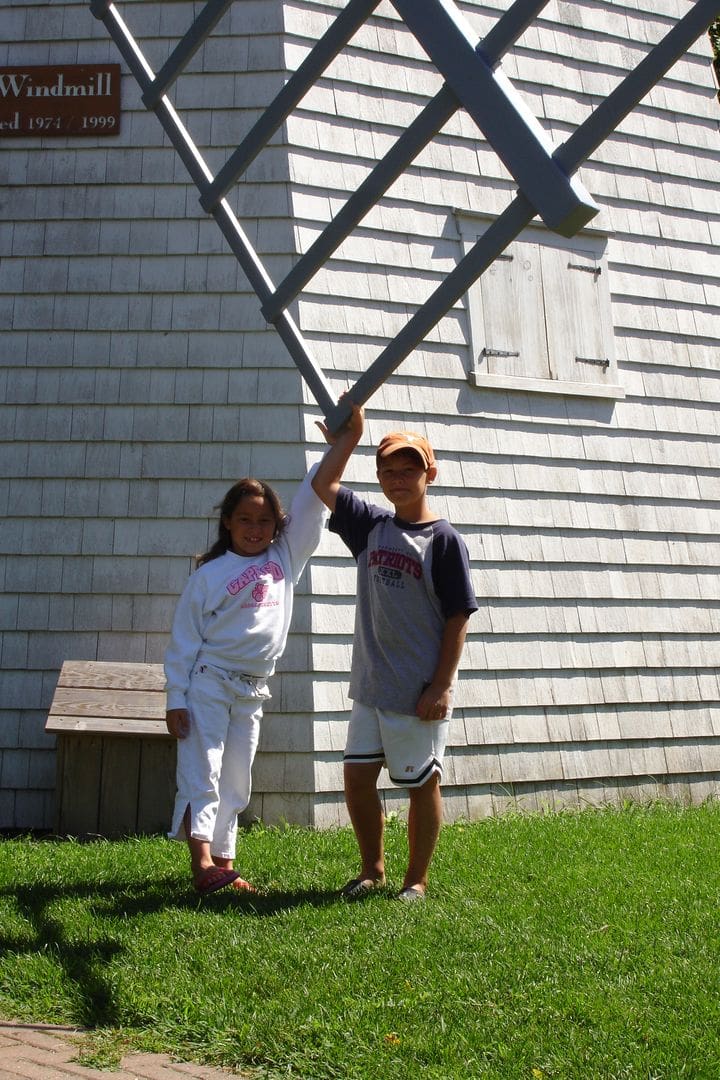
[164,465,328,894]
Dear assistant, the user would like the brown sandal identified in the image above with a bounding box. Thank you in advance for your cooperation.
[194,866,240,895]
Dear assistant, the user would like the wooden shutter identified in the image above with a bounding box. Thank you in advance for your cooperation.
[476,241,549,379]
[541,246,609,384]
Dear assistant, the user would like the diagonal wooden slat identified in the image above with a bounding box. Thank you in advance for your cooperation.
[200,0,383,213]
[89,0,717,433]
[142,0,235,107]
[262,0,555,322]
[323,0,720,432]
[390,0,598,236]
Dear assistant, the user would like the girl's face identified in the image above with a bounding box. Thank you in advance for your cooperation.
[223,494,277,557]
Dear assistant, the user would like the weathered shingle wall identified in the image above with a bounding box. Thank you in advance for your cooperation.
[0,0,320,829]
[292,0,720,824]
[2,0,718,829]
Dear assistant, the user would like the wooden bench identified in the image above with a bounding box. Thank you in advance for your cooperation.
[46,660,176,838]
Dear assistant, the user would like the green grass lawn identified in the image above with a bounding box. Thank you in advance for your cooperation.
[2,801,720,1078]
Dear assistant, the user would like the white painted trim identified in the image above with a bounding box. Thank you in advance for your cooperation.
[469,370,626,400]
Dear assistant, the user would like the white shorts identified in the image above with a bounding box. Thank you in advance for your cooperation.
[343,701,450,788]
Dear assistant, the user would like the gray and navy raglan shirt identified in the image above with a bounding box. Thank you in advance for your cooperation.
[329,487,478,716]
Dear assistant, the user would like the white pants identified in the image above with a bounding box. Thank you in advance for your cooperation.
[168,662,269,860]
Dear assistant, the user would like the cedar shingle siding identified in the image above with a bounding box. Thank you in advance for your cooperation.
[1,0,718,829]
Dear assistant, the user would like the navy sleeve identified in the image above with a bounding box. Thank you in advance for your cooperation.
[329,487,389,561]
[430,522,478,619]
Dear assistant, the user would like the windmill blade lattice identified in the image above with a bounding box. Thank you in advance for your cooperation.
[89,0,718,432]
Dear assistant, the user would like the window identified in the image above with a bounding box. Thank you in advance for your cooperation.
[456,213,624,400]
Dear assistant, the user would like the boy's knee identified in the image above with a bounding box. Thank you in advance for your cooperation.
[344,761,382,790]
[409,771,440,798]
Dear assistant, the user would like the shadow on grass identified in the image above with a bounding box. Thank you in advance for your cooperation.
[0,877,341,1029]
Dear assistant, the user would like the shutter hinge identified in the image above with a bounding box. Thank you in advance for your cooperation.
[576,355,609,370]
[568,262,601,277]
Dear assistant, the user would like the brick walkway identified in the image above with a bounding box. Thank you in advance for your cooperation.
[0,1023,250,1078]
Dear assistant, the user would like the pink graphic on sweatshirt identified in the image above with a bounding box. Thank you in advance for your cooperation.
[226,560,284,596]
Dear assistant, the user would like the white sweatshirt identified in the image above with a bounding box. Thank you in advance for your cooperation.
[164,467,328,712]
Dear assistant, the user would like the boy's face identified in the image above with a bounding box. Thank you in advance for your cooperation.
[376,449,436,513]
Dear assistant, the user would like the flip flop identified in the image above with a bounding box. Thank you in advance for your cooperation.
[194,866,241,895]
[340,876,385,899]
[397,886,426,902]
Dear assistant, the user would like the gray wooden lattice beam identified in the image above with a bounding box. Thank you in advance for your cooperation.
[89,0,718,434]
[323,0,720,432]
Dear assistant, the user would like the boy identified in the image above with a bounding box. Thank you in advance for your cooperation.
[313,401,477,900]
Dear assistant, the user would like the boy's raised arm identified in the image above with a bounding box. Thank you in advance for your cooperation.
[313,400,364,512]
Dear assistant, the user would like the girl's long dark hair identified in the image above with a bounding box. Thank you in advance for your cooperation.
[197,478,287,567]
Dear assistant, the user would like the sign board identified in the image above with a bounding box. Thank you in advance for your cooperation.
[0,63,121,137]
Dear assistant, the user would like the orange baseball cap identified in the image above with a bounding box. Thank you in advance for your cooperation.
[376,431,435,470]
